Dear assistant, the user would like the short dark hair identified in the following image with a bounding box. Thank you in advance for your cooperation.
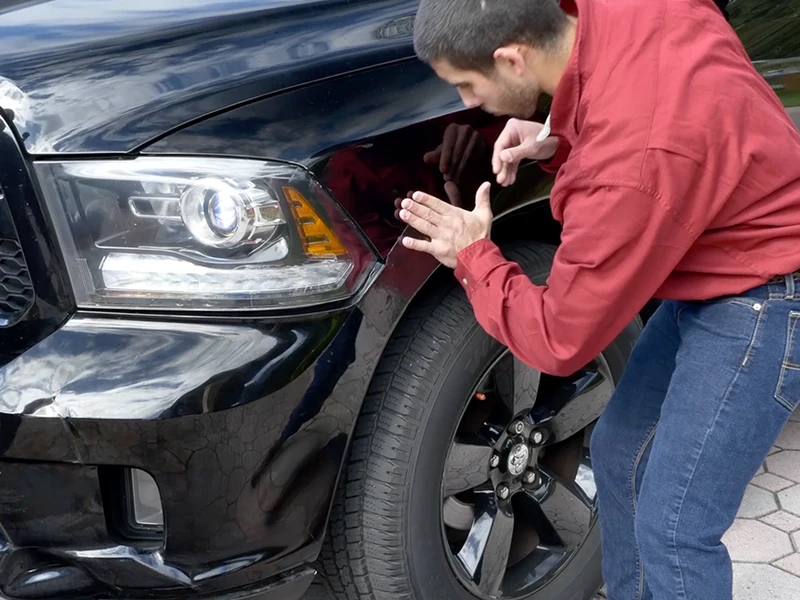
[413,0,569,72]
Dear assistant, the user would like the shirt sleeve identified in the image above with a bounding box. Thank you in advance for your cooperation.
[536,136,571,174]
[453,182,701,376]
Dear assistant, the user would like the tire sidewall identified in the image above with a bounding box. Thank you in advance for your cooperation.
[402,244,640,600]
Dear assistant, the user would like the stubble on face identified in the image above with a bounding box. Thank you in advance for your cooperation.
[488,74,540,119]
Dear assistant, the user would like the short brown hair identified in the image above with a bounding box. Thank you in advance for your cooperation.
[413,0,569,72]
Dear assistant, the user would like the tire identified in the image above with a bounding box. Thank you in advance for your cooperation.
[319,241,642,600]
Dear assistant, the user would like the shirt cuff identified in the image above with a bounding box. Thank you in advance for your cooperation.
[537,138,570,174]
[454,238,507,299]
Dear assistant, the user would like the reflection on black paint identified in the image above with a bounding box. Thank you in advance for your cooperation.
[0,309,374,592]
[0,0,422,153]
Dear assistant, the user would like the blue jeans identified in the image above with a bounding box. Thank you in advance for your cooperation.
[591,273,800,600]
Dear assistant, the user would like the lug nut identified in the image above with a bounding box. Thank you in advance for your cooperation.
[497,484,510,500]
[530,429,545,445]
[508,420,525,435]
[490,454,500,468]
[523,469,539,485]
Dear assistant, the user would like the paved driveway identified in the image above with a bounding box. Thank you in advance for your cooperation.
[724,408,800,599]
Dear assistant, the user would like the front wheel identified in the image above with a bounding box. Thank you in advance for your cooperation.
[320,241,641,600]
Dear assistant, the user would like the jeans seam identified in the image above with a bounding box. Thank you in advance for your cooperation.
[741,303,766,367]
[775,312,800,411]
[631,419,660,600]
[670,305,765,600]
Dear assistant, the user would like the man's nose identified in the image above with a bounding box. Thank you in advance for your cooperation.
[459,90,481,109]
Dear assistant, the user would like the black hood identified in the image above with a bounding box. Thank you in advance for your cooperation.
[0,0,417,155]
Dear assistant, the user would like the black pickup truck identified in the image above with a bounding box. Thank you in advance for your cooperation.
[0,1,797,600]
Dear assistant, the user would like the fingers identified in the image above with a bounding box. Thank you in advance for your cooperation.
[409,190,452,215]
[506,163,519,186]
[401,235,438,255]
[474,181,492,210]
[394,191,414,219]
[497,161,519,187]
[497,139,533,186]
[498,161,508,186]
[492,119,519,175]
[399,206,438,237]
[400,195,445,225]
[492,134,506,175]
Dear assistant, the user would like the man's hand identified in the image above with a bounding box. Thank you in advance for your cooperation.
[399,181,493,268]
[493,118,560,187]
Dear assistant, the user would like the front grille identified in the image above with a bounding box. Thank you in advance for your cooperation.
[0,122,71,360]
[0,237,34,326]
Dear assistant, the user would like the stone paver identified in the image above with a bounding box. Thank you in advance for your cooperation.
[736,484,779,518]
[765,450,800,480]
[778,485,800,517]
[734,564,800,600]
[723,519,793,562]
[775,421,800,450]
[760,510,800,533]
[752,472,794,493]
[775,553,800,577]
[725,407,800,599]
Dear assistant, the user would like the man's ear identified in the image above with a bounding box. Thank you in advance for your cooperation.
[493,46,526,76]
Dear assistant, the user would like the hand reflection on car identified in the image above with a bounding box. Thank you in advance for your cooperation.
[395,123,491,219]
[424,123,490,187]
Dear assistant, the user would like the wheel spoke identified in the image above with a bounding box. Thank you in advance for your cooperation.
[443,441,494,497]
[457,489,514,596]
[494,353,541,421]
[522,468,594,551]
[535,358,614,443]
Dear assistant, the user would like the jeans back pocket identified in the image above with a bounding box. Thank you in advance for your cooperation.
[775,311,800,411]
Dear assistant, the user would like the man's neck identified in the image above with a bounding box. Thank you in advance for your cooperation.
[539,17,577,96]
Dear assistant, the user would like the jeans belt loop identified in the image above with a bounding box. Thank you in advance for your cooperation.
[785,272,796,299]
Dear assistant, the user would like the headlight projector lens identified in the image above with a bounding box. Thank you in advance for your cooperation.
[207,191,240,236]
[180,180,280,248]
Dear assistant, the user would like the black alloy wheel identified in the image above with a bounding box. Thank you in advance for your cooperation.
[441,349,611,599]
[319,241,642,600]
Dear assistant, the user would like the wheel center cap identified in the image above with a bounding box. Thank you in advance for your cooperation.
[507,443,530,477]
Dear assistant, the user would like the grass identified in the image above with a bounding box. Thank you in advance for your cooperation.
[776,88,800,107]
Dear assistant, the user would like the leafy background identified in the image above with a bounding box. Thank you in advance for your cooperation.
[729,0,800,60]
[728,0,800,105]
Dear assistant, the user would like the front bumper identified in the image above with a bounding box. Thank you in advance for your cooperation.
[0,307,370,599]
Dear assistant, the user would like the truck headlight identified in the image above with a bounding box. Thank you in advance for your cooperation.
[34,157,379,311]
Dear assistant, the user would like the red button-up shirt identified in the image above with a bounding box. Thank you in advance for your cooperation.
[453,0,800,376]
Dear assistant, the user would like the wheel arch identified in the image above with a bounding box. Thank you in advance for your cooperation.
[391,164,562,321]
